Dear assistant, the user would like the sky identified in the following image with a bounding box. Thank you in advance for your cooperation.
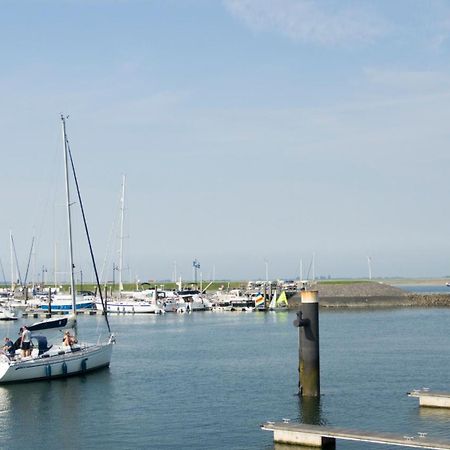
[1,0,450,283]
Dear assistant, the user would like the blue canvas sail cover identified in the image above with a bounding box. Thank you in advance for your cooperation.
[27,315,75,332]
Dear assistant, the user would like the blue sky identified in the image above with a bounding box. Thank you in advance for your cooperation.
[2,0,450,283]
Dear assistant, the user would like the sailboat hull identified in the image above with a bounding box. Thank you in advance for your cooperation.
[0,341,113,384]
[96,301,163,314]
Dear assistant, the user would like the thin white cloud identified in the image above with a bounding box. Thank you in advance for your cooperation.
[364,67,450,93]
[430,16,450,50]
[223,0,390,46]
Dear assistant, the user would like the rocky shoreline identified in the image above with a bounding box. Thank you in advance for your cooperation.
[286,282,450,309]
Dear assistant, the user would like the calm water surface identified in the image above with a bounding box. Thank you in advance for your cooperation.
[396,284,450,293]
[1,309,450,449]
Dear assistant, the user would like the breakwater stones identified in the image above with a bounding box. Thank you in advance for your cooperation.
[286,282,450,309]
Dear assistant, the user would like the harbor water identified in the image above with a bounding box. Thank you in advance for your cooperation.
[1,309,450,449]
[396,284,450,294]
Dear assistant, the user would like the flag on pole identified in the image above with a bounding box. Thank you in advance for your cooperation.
[254,293,264,308]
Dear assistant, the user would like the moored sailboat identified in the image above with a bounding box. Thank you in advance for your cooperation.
[268,291,289,311]
[94,177,163,314]
[0,115,114,383]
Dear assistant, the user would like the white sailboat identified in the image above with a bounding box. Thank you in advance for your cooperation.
[95,176,163,314]
[268,291,289,311]
[0,115,114,383]
[101,288,163,314]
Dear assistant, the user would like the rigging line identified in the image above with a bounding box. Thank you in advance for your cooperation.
[65,139,111,334]
[23,236,35,287]
[99,187,122,286]
[306,256,313,282]
[10,235,23,287]
[0,257,7,286]
[32,143,61,248]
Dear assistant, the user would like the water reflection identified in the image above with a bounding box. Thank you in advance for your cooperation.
[0,368,112,448]
[254,311,290,324]
[275,444,325,450]
[297,396,327,426]
[0,386,11,411]
[0,386,12,439]
[418,406,450,422]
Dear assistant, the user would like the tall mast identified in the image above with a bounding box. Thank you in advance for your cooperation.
[61,115,77,326]
[118,174,125,297]
[312,252,316,281]
[54,242,57,289]
[32,234,36,290]
[9,230,14,291]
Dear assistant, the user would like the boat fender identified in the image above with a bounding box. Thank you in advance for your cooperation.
[45,364,52,378]
[81,358,88,373]
[62,361,67,375]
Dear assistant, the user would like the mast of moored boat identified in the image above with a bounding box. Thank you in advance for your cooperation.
[9,230,14,291]
[61,115,77,334]
[118,174,125,298]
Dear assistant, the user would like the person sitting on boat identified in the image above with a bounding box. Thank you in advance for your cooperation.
[20,326,32,357]
[63,331,77,347]
[2,337,15,359]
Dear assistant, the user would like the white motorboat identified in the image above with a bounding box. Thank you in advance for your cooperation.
[177,290,213,311]
[157,290,179,312]
[157,289,212,313]
[0,304,20,320]
[213,289,254,311]
[38,294,95,311]
[214,288,248,303]
[0,115,114,384]
[6,298,29,312]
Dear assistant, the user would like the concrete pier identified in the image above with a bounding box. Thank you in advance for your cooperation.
[408,389,450,408]
[261,422,450,449]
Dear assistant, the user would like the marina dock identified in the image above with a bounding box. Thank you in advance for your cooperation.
[21,310,100,319]
[261,422,450,449]
[408,389,450,408]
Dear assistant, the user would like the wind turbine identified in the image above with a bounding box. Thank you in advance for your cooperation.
[367,256,372,280]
